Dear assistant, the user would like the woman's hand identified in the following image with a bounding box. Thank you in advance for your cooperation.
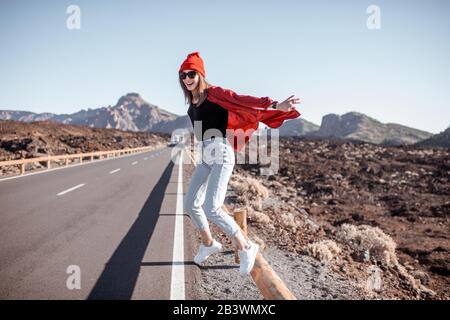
[275,95,301,111]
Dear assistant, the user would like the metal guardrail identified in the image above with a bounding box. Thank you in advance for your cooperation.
[184,144,297,300]
[0,145,163,176]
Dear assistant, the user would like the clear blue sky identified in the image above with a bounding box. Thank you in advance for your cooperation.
[1,0,449,133]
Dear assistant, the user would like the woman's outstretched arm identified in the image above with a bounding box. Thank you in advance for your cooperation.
[208,86,300,111]
[208,86,274,109]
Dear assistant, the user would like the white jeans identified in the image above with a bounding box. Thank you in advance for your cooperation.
[184,137,240,237]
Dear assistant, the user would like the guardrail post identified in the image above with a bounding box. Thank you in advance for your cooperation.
[223,206,297,300]
[20,163,25,175]
[47,159,51,169]
[234,208,248,263]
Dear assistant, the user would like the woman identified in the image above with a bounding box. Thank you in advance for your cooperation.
[180,52,301,275]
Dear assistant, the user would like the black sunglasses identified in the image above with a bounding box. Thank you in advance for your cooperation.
[179,71,197,80]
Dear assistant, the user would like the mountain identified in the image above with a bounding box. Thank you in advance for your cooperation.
[151,114,192,134]
[0,93,179,133]
[272,118,320,136]
[415,127,450,148]
[311,111,433,145]
[0,99,436,145]
[0,110,56,122]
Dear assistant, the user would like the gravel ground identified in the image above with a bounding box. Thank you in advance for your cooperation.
[194,238,365,300]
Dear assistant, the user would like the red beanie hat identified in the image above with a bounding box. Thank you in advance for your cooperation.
[179,52,206,77]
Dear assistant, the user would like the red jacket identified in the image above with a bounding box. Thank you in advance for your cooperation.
[206,85,301,152]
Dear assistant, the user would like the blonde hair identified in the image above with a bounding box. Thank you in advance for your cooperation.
[179,72,212,106]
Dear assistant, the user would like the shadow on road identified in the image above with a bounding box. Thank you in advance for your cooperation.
[87,160,174,300]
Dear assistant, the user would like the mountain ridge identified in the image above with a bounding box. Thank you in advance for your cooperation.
[0,96,441,146]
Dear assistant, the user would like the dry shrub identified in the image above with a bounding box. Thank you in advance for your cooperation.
[229,174,269,210]
[337,224,397,266]
[337,224,435,297]
[279,212,303,233]
[246,206,271,224]
[305,240,341,262]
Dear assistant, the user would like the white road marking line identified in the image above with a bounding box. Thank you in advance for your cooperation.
[131,161,138,165]
[144,157,148,160]
[109,168,121,174]
[170,149,185,300]
[57,183,85,196]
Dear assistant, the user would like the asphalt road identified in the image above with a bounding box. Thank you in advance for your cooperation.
[0,146,200,299]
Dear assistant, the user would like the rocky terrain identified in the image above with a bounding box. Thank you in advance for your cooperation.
[0,119,170,176]
[187,136,449,300]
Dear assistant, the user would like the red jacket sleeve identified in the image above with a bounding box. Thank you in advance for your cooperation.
[208,86,274,110]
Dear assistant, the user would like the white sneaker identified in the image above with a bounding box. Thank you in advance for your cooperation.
[238,240,259,275]
[193,239,223,265]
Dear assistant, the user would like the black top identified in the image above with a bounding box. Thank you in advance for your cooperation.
[187,97,229,141]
